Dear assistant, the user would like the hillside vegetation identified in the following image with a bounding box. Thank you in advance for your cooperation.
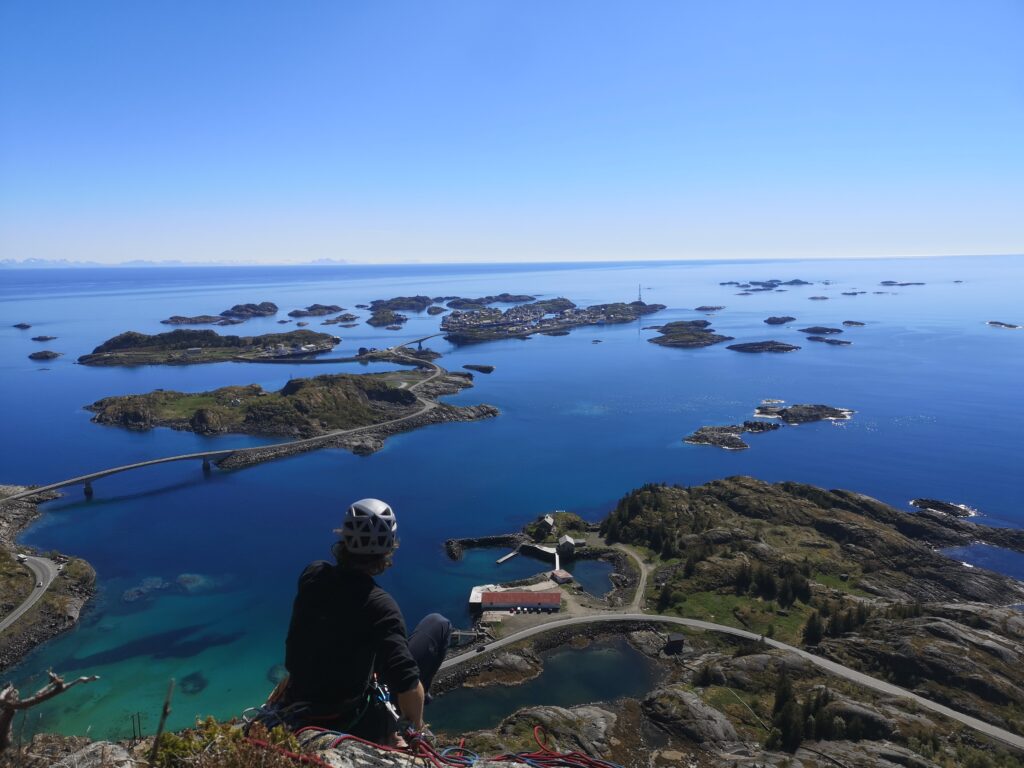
[88,373,421,438]
[600,476,1024,735]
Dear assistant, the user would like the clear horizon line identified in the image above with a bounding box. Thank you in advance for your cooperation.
[2,252,1022,269]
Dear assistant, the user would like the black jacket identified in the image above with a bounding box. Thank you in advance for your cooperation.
[284,561,420,716]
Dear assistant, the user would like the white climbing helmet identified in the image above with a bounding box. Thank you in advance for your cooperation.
[336,498,398,555]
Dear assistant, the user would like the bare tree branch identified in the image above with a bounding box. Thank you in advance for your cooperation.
[0,671,99,754]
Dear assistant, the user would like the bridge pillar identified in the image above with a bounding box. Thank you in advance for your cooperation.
[83,481,93,498]
[202,458,211,472]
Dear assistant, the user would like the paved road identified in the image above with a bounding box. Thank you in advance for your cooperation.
[0,556,58,633]
[440,613,1024,753]
[0,344,444,506]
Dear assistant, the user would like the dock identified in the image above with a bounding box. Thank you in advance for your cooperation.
[496,549,520,564]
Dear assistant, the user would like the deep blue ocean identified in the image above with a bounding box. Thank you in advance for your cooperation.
[1,256,1022,738]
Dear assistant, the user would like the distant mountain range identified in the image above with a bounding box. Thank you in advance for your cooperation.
[0,258,350,268]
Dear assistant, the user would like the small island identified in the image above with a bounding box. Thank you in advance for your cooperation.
[446,293,535,309]
[442,299,665,343]
[987,320,1021,329]
[321,313,359,325]
[646,320,733,348]
[764,316,796,325]
[87,364,499,458]
[162,302,278,325]
[754,402,852,423]
[720,278,813,291]
[370,295,434,312]
[806,336,852,345]
[463,364,495,374]
[726,340,800,353]
[693,305,724,312]
[427,306,447,316]
[842,320,865,326]
[30,335,57,341]
[808,296,829,300]
[684,421,781,450]
[13,323,31,329]
[161,314,239,326]
[288,303,342,318]
[28,350,61,361]
[798,326,842,335]
[77,328,339,366]
[880,280,925,286]
[221,301,278,319]
[367,308,409,327]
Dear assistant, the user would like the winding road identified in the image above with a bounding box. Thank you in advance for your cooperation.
[439,613,1024,753]
[0,341,444,506]
[0,556,58,633]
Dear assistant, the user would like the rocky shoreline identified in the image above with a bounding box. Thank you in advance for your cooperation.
[444,533,528,560]
[0,487,96,672]
[217,401,500,469]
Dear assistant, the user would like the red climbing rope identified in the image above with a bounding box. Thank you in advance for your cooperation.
[248,724,626,768]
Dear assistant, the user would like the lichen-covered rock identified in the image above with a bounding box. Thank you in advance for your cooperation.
[642,685,739,744]
[49,742,134,768]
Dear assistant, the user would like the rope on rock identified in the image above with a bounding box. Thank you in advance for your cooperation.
[263,724,628,768]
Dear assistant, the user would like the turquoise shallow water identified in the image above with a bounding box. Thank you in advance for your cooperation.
[1,256,1023,737]
[428,637,658,735]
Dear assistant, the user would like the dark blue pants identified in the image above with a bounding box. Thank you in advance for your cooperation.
[407,612,452,694]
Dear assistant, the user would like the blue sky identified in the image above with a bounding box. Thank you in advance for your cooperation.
[1,1,1022,264]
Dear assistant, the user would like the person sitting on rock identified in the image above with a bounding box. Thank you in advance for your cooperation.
[280,498,451,745]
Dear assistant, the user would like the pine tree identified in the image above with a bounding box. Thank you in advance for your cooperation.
[802,610,824,645]
[772,670,794,715]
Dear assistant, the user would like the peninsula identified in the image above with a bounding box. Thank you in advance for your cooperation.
[441,299,665,343]
[77,329,339,366]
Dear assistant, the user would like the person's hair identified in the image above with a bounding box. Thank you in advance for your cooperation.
[332,540,395,575]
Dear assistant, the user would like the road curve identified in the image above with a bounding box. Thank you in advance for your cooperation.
[0,344,445,506]
[0,556,58,633]
[612,544,648,610]
[439,613,1024,753]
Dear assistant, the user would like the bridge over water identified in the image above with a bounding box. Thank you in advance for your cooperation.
[0,337,444,506]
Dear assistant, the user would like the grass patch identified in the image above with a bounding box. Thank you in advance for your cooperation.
[665,590,812,645]
[813,572,870,596]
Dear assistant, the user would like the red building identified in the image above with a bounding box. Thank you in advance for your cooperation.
[480,590,562,612]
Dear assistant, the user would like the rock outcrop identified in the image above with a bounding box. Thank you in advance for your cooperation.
[643,685,739,744]
[647,320,734,348]
[726,341,800,353]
